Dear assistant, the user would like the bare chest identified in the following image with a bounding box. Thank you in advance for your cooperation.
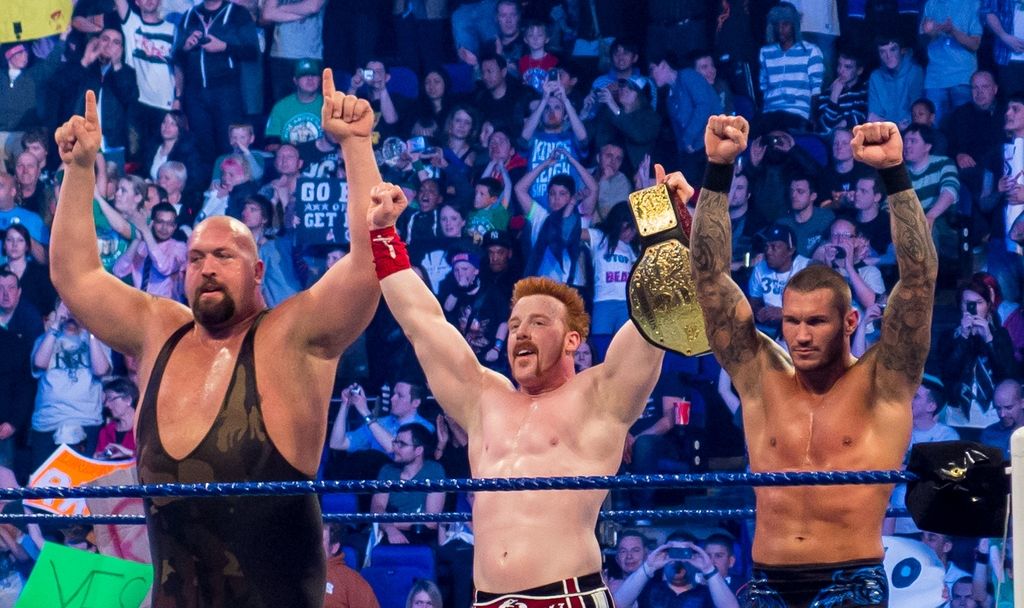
[749,381,904,470]
[470,391,621,477]
[146,338,244,458]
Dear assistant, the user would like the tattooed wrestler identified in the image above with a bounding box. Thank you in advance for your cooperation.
[669,117,936,607]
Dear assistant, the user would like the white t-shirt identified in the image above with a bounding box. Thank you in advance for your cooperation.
[122,10,177,110]
[1011,5,1024,62]
[748,255,811,307]
[788,0,840,36]
[910,422,960,451]
[587,226,637,302]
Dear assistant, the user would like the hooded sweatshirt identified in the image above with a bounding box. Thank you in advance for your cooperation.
[868,53,924,126]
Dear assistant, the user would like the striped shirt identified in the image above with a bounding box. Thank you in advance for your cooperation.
[815,80,868,133]
[908,155,960,214]
[759,41,824,120]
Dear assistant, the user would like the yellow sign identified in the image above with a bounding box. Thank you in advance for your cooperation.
[0,1,72,44]
[26,444,136,516]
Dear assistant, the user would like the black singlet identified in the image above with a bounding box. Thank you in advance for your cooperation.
[137,311,325,607]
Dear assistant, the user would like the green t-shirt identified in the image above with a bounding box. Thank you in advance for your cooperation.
[467,204,510,242]
[265,94,323,144]
[93,199,135,273]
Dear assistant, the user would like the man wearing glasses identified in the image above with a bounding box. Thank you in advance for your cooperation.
[112,203,187,301]
[370,423,445,545]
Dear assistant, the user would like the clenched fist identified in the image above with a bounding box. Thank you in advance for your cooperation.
[322,68,374,142]
[851,122,903,169]
[704,115,749,165]
[368,182,409,230]
[55,90,101,169]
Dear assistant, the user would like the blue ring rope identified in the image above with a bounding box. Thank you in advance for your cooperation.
[0,508,916,526]
[3,470,917,501]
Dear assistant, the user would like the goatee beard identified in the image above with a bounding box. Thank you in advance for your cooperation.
[192,292,236,327]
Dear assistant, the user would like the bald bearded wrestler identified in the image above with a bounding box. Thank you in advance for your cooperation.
[683,117,936,607]
[362,181,738,606]
[50,74,379,607]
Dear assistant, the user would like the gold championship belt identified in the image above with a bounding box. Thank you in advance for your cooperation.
[625,183,710,357]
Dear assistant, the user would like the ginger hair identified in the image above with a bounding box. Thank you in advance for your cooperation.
[511,277,590,341]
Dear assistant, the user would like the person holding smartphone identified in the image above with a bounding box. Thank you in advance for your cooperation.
[612,535,739,608]
[938,276,1018,431]
[347,60,406,138]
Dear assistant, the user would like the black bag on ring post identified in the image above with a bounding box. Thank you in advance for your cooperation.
[904,441,1008,537]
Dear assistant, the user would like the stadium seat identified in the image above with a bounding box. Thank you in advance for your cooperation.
[793,133,828,167]
[444,62,476,95]
[732,95,756,122]
[387,66,420,100]
[370,544,436,581]
[360,566,427,608]
[342,546,359,569]
[321,493,358,515]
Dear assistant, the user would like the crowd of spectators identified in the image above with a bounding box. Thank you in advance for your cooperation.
[0,0,1022,605]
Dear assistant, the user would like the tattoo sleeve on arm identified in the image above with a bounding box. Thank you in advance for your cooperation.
[691,185,760,370]
[877,175,938,381]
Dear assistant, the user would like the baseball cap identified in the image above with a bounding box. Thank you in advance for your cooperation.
[294,58,322,78]
[450,251,480,268]
[763,224,795,249]
[4,45,26,62]
[482,230,512,249]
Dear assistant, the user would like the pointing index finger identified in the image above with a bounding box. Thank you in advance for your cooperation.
[322,68,335,99]
[84,90,98,126]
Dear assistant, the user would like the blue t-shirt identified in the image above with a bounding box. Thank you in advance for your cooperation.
[524,130,582,202]
[0,208,48,245]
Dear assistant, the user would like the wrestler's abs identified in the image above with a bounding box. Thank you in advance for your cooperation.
[468,385,628,593]
[743,363,911,566]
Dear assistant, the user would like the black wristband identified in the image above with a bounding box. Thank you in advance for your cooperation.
[703,161,734,194]
[703,568,719,580]
[975,549,989,564]
[879,164,912,195]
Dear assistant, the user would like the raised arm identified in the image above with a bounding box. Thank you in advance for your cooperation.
[513,152,557,216]
[50,92,180,357]
[690,116,764,381]
[851,123,937,399]
[367,183,511,433]
[593,320,664,423]
[282,69,380,359]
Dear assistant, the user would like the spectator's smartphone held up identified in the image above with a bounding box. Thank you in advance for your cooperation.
[409,136,427,153]
[363,69,375,82]
[667,547,693,560]
[547,68,559,82]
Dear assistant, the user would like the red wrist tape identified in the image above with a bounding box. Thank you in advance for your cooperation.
[370,226,411,280]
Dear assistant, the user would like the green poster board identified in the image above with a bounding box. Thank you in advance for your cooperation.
[17,542,151,607]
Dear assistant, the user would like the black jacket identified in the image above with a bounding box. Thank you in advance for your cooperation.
[67,61,139,150]
[174,1,259,90]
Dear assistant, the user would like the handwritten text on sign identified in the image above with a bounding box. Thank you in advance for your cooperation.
[17,542,152,608]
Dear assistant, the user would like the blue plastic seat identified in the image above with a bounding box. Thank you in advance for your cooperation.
[360,566,427,608]
[370,544,436,581]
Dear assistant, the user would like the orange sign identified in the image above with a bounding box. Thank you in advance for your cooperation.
[26,445,136,516]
